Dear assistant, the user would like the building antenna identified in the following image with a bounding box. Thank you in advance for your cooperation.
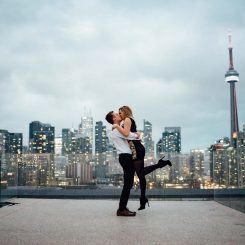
[225,31,240,147]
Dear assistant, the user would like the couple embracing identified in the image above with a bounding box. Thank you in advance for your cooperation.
[105,106,172,217]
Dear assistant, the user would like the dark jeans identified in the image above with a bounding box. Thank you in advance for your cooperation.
[118,153,135,210]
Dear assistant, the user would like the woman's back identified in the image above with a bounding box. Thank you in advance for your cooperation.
[129,118,137,132]
[128,117,145,160]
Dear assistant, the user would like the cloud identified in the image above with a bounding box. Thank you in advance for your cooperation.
[0,0,245,152]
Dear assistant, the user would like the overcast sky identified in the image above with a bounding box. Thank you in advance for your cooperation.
[0,0,245,153]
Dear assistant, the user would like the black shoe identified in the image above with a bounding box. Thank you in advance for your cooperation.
[138,197,149,211]
[117,208,136,216]
[157,156,172,168]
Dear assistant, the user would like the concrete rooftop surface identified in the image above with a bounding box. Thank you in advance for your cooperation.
[0,199,244,245]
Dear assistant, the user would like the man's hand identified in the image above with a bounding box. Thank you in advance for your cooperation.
[112,124,118,130]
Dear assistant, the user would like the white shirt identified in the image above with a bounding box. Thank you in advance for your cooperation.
[108,129,139,155]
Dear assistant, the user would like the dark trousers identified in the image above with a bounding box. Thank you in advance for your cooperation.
[118,154,135,210]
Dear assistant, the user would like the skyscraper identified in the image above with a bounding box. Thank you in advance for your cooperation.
[0,130,10,155]
[225,33,240,148]
[0,130,23,186]
[143,120,154,156]
[78,115,93,154]
[62,128,77,155]
[210,138,238,188]
[156,138,163,156]
[55,136,62,155]
[156,127,181,184]
[94,121,107,172]
[28,122,55,186]
[236,131,245,187]
[0,130,22,155]
[29,121,55,153]
[161,127,181,153]
[95,121,107,154]
[62,128,91,155]
[189,149,205,187]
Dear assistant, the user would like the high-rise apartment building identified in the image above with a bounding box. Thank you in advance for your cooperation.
[95,121,107,154]
[0,129,23,186]
[29,121,55,153]
[76,137,91,154]
[0,130,10,154]
[156,127,181,184]
[0,130,22,154]
[62,128,77,155]
[156,138,163,156]
[237,131,245,187]
[157,127,181,153]
[189,149,205,187]
[94,121,107,168]
[209,137,239,187]
[62,128,91,155]
[20,153,55,186]
[9,133,23,154]
[28,122,55,186]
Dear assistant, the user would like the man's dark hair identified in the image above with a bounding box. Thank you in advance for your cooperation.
[105,111,114,124]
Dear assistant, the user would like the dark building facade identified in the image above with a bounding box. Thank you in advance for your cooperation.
[29,121,55,154]
[0,129,23,186]
[157,127,181,153]
[143,120,154,156]
[156,127,181,184]
[9,133,23,154]
[95,121,107,154]
[209,137,241,188]
[62,128,77,155]
[156,139,163,156]
[62,128,91,155]
[95,121,107,166]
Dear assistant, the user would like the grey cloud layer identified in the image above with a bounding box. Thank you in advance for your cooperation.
[0,0,245,152]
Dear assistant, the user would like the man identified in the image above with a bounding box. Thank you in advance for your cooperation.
[105,111,140,217]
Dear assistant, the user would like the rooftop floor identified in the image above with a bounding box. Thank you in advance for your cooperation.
[0,199,244,245]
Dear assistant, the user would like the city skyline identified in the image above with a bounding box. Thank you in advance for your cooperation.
[0,0,245,153]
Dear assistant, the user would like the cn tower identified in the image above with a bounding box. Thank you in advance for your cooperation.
[225,33,239,147]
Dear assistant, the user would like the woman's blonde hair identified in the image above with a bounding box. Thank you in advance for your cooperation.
[119,106,133,118]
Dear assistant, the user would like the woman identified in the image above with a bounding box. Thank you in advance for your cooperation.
[113,106,171,210]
